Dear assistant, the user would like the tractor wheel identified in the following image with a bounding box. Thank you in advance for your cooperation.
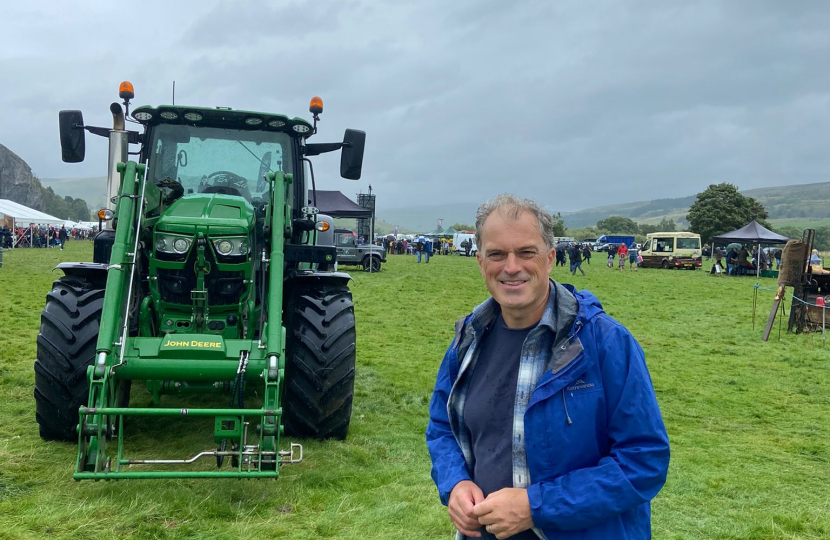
[362,256,381,272]
[34,276,105,440]
[283,283,356,440]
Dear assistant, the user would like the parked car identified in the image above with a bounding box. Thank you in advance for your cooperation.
[334,229,386,271]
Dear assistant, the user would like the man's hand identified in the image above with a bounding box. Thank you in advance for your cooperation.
[472,488,534,539]
[448,480,485,537]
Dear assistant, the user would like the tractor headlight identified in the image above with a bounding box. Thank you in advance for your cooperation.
[173,238,190,254]
[212,237,249,258]
[156,234,192,255]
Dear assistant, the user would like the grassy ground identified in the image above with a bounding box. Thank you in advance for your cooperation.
[0,243,828,539]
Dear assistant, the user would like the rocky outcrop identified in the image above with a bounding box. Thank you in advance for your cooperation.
[0,143,43,210]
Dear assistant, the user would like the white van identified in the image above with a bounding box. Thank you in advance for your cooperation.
[639,232,702,269]
[453,232,477,256]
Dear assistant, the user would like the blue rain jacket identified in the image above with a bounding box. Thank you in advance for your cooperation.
[426,281,670,539]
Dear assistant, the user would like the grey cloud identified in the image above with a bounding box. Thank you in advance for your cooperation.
[1,0,829,220]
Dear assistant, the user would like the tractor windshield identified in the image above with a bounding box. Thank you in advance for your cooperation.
[147,124,294,202]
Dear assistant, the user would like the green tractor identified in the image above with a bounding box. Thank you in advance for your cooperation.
[34,82,365,479]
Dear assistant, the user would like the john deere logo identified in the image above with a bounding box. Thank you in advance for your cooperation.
[163,337,222,349]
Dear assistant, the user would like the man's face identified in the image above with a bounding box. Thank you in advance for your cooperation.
[476,209,555,327]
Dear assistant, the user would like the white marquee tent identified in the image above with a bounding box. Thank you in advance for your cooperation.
[0,199,64,227]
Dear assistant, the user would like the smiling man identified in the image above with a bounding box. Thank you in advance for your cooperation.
[426,194,670,539]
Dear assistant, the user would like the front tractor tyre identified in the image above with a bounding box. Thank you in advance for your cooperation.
[34,276,104,440]
[283,283,356,440]
[362,256,381,272]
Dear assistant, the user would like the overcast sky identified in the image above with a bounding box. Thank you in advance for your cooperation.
[2,0,829,216]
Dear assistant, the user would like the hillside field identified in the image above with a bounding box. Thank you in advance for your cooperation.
[0,244,828,539]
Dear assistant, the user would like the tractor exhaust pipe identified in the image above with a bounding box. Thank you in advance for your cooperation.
[105,103,128,230]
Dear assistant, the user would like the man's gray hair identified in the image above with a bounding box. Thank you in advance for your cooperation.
[475,193,556,249]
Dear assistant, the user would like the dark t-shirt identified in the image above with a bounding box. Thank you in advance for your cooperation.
[463,313,540,540]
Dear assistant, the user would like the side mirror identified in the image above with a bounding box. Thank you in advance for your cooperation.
[59,110,86,163]
[340,129,365,180]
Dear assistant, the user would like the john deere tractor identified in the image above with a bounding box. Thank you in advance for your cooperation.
[34,82,365,479]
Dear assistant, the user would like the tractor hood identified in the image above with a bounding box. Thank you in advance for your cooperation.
[156,194,255,235]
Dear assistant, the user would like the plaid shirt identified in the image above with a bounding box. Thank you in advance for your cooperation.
[445,280,581,539]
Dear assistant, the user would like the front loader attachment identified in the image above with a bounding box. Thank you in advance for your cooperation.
[75,334,302,479]
[73,161,299,480]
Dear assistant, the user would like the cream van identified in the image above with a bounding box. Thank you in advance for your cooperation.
[639,232,702,269]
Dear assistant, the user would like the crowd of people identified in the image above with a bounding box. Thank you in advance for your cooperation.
[0,224,94,249]
[554,241,642,276]
[379,237,475,261]
[711,245,781,276]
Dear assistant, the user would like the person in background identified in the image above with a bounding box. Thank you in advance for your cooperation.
[59,225,67,251]
[725,247,737,275]
[607,245,615,268]
[556,245,567,267]
[810,249,822,266]
[427,194,669,540]
[582,243,592,265]
[570,242,585,276]
[774,248,782,269]
[617,243,628,271]
[416,239,425,263]
[737,246,750,276]
[425,239,433,263]
[628,243,639,271]
[713,247,724,274]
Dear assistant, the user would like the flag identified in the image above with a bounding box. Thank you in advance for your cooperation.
[437,219,442,228]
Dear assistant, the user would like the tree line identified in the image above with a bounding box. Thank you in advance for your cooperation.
[566,183,827,250]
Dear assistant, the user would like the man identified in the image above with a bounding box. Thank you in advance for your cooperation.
[427,194,669,539]
[737,246,750,276]
[628,243,639,271]
[59,225,67,251]
[569,242,585,276]
[726,247,739,275]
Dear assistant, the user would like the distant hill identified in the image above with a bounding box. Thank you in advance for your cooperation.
[559,182,830,229]
[40,176,108,211]
[36,174,830,234]
[0,145,92,221]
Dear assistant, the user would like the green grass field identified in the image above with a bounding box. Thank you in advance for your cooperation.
[0,243,828,539]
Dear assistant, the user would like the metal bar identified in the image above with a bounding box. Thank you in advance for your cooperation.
[124,450,278,465]
[74,471,280,480]
[114,359,266,381]
[266,171,286,360]
[80,407,279,417]
[96,162,141,356]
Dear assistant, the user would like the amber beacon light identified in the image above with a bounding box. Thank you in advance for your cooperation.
[309,96,323,115]
[119,81,135,100]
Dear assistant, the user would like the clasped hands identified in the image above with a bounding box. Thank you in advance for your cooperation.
[448,481,533,539]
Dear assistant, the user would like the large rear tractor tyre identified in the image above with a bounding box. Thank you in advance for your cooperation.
[283,283,356,440]
[34,276,105,441]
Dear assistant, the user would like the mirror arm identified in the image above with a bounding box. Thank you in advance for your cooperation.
[84,125,110,138]
[303,142,344,156]
[83,125,142,145]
